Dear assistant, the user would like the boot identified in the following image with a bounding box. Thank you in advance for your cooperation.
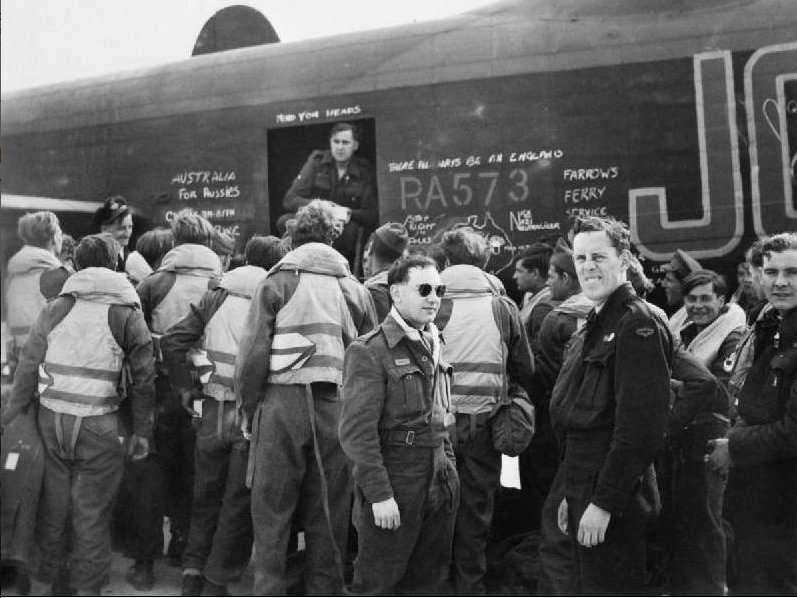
[167,531,187,567]
[126,559,155,591]
[203,580,229,596]
[181,572,204,596]
[28,578,53,597]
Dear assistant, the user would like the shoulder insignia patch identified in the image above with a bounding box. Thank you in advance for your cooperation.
[394,358,411,366]
[635,327,655,338]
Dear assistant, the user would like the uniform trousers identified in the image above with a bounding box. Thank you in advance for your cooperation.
[118,375,194,561]
[538,464,576,596]
[34,407,124,592]
[727,520,797,596]
[726,463,797,596]
[562,437,652,597]
[349,443,459,596]
[249,385,351,596]
[182,399,252,585]
[451,412,501,596]
[666,457,726,596]
[519,403,559,519]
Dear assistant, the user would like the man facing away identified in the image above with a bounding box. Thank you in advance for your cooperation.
[161,236,288,596]
[548,216,672,595]
[340,253,459,595]
[283,122,378,274]
[707,232,797,596]
[3,234,154,596]
[4,211,64,373]
[236,200,376,595]
[362,222,410,323]
[124,213,223,589]
[435,228,534,596]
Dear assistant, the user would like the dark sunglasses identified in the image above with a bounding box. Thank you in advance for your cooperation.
[416,283,446,298]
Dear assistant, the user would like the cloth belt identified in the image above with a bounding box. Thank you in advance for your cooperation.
[380,427,443,448]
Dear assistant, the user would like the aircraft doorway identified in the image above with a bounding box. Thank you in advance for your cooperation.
[266,118,377,274]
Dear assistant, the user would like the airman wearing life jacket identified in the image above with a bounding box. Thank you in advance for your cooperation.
[436,228,535,595]
[161,235,288,597]
[236,200,377,595]
[4,211,64,369]
[124,212,222,591]
[3,233,155,596]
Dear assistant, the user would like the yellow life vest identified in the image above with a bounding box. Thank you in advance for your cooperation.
[268,272,356,386]
[151,273,214,361]
[6,270,47,351]
[37,299,124,417]
[198,265,267,401]
[441,266,505,415]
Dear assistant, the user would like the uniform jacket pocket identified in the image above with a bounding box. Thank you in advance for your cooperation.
[386,363,427,421]
[574,341,615,414]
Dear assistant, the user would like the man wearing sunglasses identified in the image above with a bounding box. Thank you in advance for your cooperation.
[340,253,459,595]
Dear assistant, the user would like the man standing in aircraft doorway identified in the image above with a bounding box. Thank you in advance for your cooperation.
[283,122,378,276]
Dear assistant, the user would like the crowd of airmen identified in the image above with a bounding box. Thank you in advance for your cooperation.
[0,124,795,598]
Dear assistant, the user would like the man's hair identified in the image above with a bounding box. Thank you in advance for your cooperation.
[75,233,121,270]
[761,232,797,258]
[245,235,288,269]
[569,216,631,253]
[136,228,174,269]
[683,269,728,298]
[58,234,77,263]
[171,211,215,247]
[627,255,654,298]
[292,200,341,246]
[369,233,400,262]
[425,244,449,272]
[387,254,438,286]
[329,122,359,142]
[17,211,61,248]
[516,242,553,274]
[212,231,236,257]
[746,239,764,268]
[440,228,490,268]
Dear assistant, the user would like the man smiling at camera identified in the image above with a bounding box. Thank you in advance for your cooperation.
[340,253,459,596]
[707,232,797,596]
[548,216,672,596]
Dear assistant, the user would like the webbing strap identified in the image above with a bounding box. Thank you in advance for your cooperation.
[53,411,83,460]
[304,384,345,588]
[217,400,225,439]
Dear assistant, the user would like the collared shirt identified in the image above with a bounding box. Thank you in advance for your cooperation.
[389,306,441,367]
[519,287,551,326]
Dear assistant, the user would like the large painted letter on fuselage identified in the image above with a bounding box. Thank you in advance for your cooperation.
[747,43,797,237]
[628,51,743,260]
